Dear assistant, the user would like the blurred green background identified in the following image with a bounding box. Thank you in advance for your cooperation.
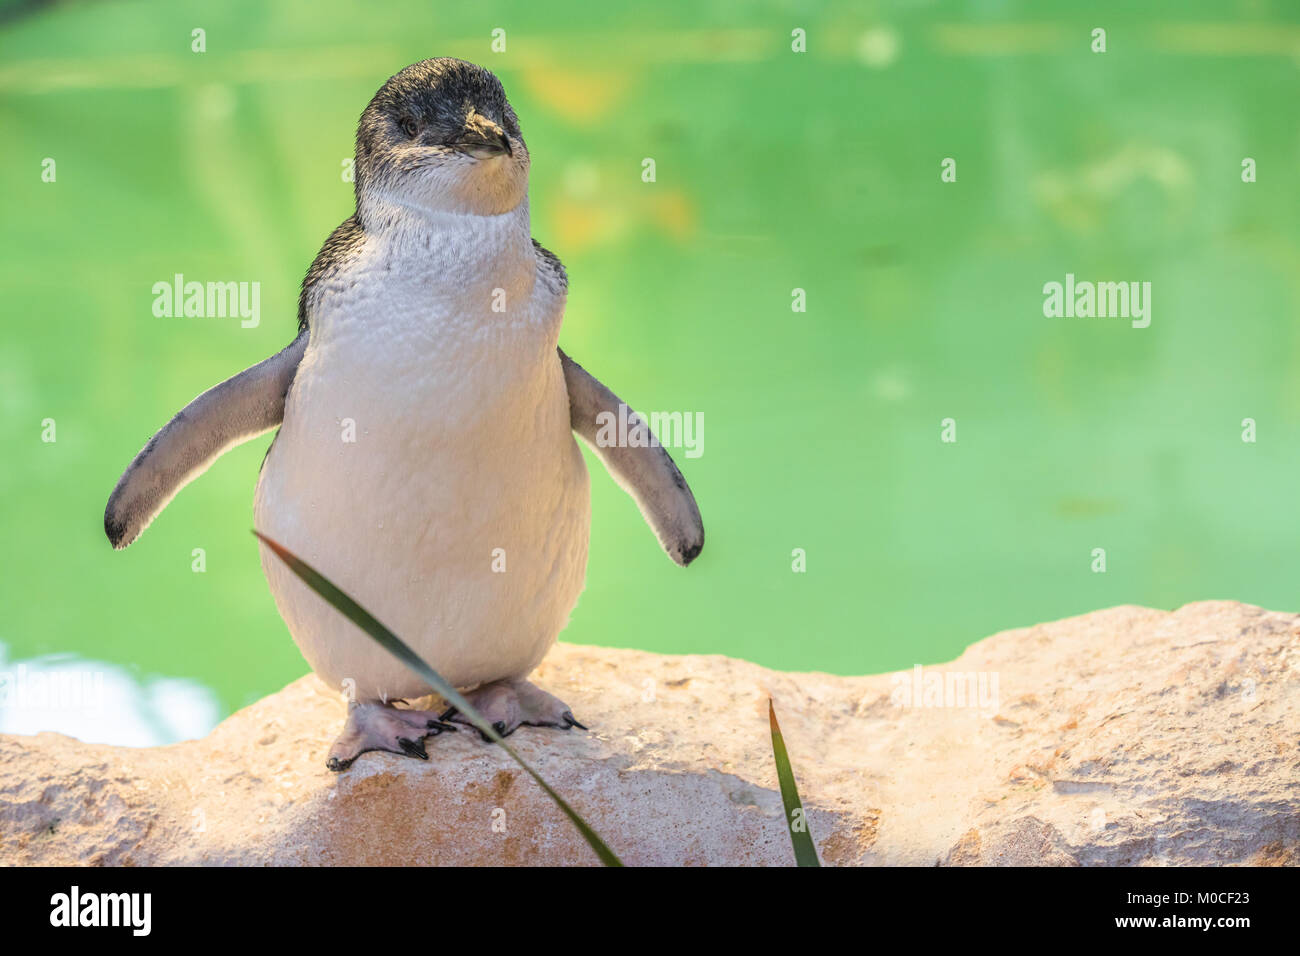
[2,0,1298,743]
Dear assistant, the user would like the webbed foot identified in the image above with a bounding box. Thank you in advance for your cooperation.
[327,700,457,771]
[440,679,587,742]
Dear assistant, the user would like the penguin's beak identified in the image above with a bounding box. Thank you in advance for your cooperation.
[456,112,511,158]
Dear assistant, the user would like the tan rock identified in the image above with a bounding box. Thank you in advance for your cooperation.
[1,601,1296,865]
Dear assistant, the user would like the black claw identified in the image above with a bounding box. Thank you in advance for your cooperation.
[326,755,352,772]
[439,706,458,722]
[427,719,458,733]
[563,711,588,730]
[397,737,428,760]
[475,720,510,743]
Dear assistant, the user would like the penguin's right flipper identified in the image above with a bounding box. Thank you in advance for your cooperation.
[559,348,704,566]
[104,332,308,550]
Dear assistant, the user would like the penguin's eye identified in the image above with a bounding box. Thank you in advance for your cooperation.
[400,117,420,138]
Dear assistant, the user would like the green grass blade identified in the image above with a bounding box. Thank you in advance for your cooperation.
[769,699,820,867]
[254,530,623,867]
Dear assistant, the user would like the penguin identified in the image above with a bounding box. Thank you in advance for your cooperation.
[104,58,704,771]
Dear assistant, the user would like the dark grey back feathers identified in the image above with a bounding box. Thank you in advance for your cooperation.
[297,215,365,333]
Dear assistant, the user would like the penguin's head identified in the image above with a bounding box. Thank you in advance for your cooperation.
[355,58,529,218]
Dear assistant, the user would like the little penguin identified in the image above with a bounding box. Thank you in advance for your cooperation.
[103,58,704,771]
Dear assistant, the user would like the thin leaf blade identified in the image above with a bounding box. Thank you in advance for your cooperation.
[769,699,820,867]
[254,530,623,867]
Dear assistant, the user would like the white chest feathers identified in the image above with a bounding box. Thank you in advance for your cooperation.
[255,202,591,699]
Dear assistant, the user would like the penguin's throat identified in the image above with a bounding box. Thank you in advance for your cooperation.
[361,187,528,228]
[359,189,533,258]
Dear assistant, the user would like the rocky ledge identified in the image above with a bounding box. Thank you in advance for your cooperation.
[1,601,1296,866]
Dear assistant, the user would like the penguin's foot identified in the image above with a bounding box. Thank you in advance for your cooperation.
[326,700,458,772]
[441,679,587,742]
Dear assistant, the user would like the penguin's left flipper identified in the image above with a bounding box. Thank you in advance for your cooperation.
[104,332,308,550]
[559,348,704,566]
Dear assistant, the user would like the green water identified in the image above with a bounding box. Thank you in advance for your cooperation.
[2,1,1298,742]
